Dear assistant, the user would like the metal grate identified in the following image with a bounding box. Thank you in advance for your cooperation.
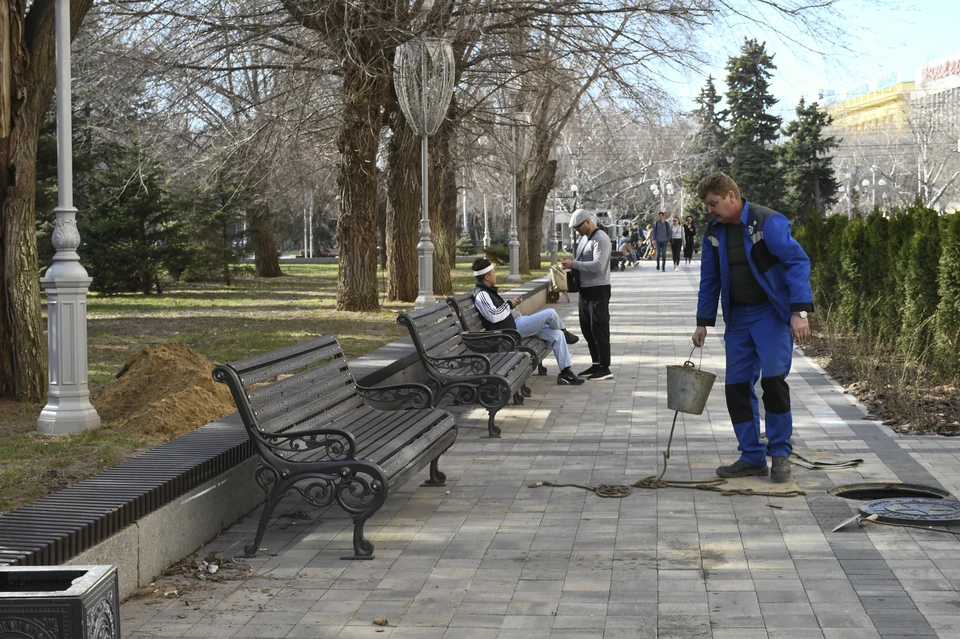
[0,413,252,566]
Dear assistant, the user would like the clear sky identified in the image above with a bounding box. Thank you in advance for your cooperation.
[668,0,960,119]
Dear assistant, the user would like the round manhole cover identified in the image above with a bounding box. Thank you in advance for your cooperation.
[859,498,960,524]
[828,482,950,501]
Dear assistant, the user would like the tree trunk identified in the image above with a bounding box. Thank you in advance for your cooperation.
[515,173,531,274]
[386,114,419,302]
[442,160,457,270]
[250,204,282,278]
[429,123,455,297]
[526,160,557,271]
[0,0,94,402]
[335,55,384,311]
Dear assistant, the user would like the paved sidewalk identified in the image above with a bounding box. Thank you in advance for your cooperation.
[121,266,960,639]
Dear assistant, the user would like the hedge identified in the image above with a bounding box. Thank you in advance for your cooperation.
[796,205,960,379]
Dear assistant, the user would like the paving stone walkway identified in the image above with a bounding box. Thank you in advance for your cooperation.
[121,265,960,639]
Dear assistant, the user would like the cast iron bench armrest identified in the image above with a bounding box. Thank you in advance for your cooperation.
[355,382,435,410]
[460,331,520,352]
[427,352,492,375]
[258,426,358,461]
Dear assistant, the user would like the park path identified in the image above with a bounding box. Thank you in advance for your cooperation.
[121,263,960,639]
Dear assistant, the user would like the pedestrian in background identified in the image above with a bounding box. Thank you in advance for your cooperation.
[691,172,813,484]
[670,217,683,271]
[562,210,614,381]
[652,212,670,272]
[683,216,697,266]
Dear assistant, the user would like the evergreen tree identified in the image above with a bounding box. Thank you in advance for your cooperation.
[780,99,841,220]
[723,39,784,210]
[683,76,727,225]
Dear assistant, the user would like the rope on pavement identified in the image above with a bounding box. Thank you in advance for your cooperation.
[529,411,807,499]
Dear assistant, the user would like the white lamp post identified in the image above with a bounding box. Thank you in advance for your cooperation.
[844,172,853,218]
[482,193,490,248]
[570,184,578,250]
[394,36,455,309]
[37,0,101,434]
[505,111,532,282]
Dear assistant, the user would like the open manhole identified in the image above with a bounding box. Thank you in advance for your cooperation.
[860,498,960,525]
[828,482,950,501]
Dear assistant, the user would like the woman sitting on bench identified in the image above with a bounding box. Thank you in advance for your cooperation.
[471,258,585,386]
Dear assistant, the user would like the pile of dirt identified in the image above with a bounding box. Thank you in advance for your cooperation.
[92,342,236,441]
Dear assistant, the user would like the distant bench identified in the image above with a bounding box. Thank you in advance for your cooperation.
[446,292,551,376]
[213,335,457,559]
[397,303,535,438]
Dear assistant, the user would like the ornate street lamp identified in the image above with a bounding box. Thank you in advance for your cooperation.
[505,111,532,282]
[548,143,570,265]
[394,36,456,309]
[38,0,101,434]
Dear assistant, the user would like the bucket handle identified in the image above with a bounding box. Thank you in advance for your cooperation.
[683,345,704,371]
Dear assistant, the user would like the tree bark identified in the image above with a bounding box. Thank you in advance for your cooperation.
[385,113,419,302]
[515,173,531,274]
[250,204,282,278]
[429,122,455,297]
[526,160,557,271]
[0,0,93,402]
[336,55,386,311]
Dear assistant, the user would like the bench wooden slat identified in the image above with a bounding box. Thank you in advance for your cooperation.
[259,385,367,435]
[247,359,352,405]
[252,367,356,424]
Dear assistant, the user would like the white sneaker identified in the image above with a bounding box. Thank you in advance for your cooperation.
[674,265,679,271]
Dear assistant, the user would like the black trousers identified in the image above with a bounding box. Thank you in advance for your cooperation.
[671,238,683,265]
[578,285,611,367]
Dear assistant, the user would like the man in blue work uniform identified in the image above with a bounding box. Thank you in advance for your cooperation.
[691,172,813,483]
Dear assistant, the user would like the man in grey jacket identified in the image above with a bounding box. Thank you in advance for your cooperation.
[561,210,614,381]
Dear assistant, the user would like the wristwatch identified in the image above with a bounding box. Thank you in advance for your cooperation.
[793,311,808,319]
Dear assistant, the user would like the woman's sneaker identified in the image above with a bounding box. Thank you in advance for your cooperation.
[557,368,585,385]
[716,459,769,478]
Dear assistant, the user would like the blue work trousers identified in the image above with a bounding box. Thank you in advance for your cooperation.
[724,302,794,465]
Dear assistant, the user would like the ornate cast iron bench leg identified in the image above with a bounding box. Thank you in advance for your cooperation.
[487,409,502,438]
[538,363,548,376]
[245,464,286,558]
[422,458,447,486]
[521,384,532,397]
[336,462,388,560]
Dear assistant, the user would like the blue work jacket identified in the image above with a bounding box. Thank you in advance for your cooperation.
[696,200,814,332]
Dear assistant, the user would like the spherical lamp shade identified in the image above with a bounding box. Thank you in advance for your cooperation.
[394,38,456,137]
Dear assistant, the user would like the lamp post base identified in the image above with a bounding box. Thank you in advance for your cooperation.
[38,400,100,435]
[507,239,521,282]
[414,239,435,310]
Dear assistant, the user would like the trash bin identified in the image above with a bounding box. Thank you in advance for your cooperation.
[0,565,120,638]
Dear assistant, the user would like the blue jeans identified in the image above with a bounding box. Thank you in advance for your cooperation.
[514,309,571,371]
[724,302,794,465]
[655,241,668,268]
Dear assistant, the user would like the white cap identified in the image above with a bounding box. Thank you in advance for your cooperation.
[569,209,591,229]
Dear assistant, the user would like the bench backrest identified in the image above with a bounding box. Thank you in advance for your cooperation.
[397,302,467,361]
[447,292,485,333]
[213,336,364,439]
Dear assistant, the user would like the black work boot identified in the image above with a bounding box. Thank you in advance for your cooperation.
[771,456,792,483]
[716,459,769,479]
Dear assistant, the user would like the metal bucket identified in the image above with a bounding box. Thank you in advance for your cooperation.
[666,361,716,415]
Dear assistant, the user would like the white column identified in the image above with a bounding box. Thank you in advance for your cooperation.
[38,0,100,435]
[507,127,521,282]
[482,193,490,248]
[307,190,314,258]
[549,191,558,265]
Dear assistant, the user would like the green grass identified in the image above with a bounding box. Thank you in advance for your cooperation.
[3,262,547,514]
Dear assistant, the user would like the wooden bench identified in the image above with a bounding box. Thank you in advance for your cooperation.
[397,303,536,438]
[213,335,457,560]
[446,292,550,376]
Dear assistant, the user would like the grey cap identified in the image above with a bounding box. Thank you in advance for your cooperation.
[569,209,591,229]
